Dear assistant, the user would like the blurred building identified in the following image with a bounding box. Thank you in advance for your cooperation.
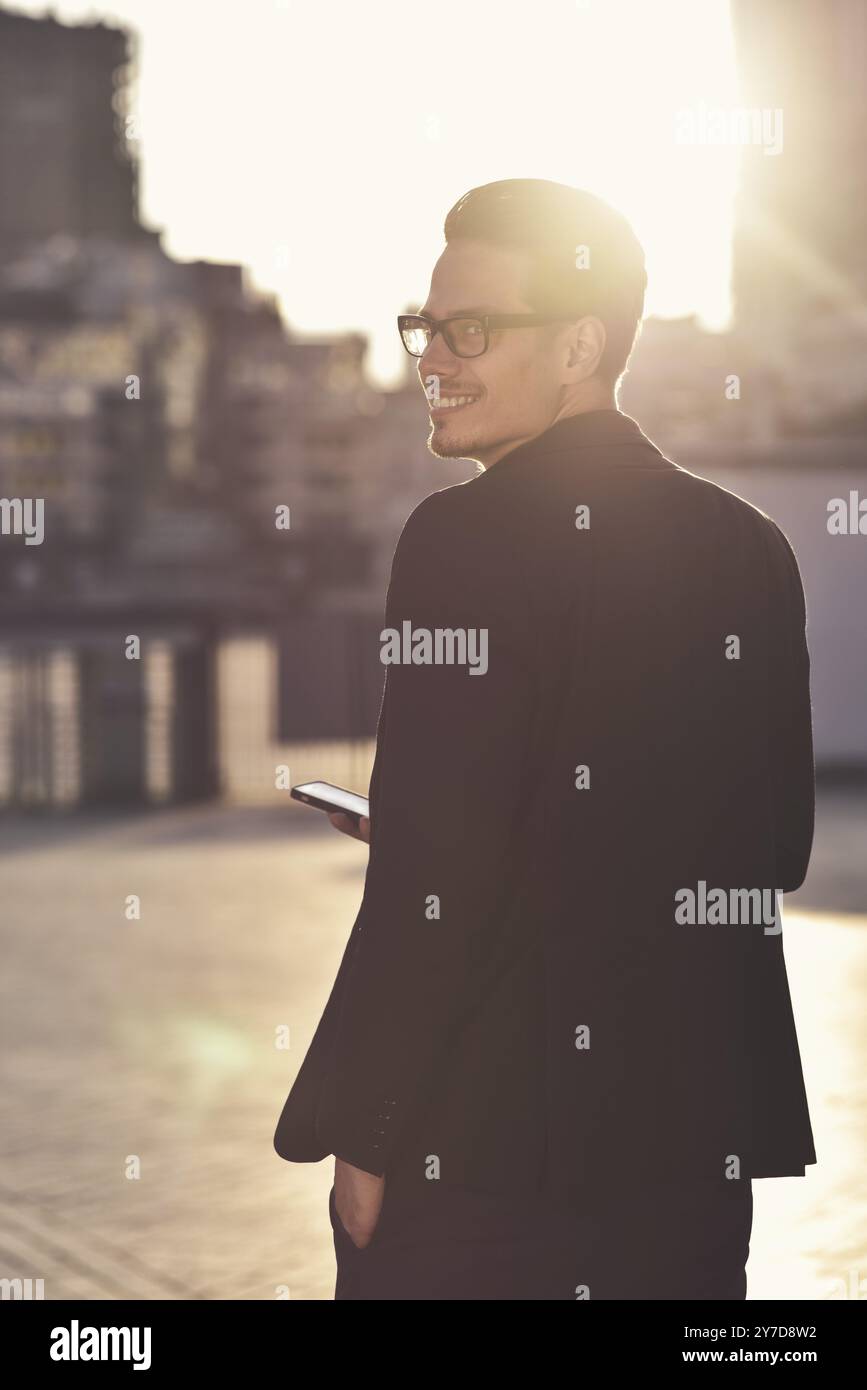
[625,0,867,449]
[731,0,867,335]
[0,8,140,248]
[0,5,469,807]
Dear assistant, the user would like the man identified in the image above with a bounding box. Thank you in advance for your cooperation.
[274,179,816,1300]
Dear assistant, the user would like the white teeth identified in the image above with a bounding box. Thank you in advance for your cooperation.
[438,396,477,408]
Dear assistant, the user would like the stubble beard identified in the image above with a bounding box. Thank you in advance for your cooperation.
[427,420,481,459]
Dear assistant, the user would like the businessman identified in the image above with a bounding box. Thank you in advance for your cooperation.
[274,179,816,1300]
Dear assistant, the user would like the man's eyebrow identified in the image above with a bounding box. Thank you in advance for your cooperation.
[417,304,505,318]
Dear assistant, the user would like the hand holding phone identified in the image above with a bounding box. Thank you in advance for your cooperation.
[291,781,371,843]
[327,810,370,844]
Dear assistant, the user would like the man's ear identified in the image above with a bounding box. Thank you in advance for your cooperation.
[565,316,606,378]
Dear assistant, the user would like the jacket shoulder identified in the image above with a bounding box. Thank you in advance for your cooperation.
[669,463,798,554]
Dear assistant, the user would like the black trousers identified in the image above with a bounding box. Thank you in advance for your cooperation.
[329,1173,753,1301]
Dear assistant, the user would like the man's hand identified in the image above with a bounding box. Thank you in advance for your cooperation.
[327,811,370,844]
[333,1157,385,1249]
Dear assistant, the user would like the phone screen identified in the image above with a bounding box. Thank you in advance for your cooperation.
[294,782,369,820]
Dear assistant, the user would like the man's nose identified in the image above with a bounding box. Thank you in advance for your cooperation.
[419,331,459,378]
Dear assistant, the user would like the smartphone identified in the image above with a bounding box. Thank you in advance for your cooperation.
[290,780,369,824]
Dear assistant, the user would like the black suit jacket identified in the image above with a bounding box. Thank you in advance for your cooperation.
[274,408,816,1196]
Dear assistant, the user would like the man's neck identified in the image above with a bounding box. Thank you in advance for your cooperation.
[481,390,618,470]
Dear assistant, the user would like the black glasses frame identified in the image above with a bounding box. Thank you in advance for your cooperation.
[397,312,577,358]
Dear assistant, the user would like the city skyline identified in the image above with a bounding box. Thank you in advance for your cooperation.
[9,0,739,385]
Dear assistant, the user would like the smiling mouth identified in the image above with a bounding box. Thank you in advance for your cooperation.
[429,394,481,414]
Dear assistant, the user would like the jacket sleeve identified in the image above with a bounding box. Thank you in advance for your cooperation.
[766,520,815,892]
[312,489,535,1175]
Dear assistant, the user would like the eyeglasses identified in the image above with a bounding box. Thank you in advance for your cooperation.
[397,312,577,359]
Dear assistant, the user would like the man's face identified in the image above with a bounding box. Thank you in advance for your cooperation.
[416,239,566,468]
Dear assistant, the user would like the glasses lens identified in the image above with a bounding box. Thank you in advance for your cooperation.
[399,318,431,356]
[443,318,486,357]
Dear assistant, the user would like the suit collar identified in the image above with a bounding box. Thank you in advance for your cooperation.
[479,408,664,480]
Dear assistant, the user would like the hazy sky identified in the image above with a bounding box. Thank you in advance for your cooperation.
[17,0,740,385]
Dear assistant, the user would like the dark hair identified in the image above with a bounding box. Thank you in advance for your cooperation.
[443,179,647,385]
